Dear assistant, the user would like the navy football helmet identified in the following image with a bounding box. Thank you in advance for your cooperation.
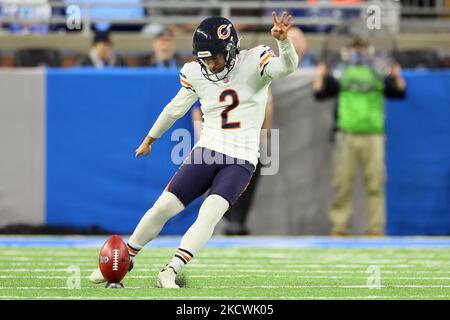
[193,17,240,82]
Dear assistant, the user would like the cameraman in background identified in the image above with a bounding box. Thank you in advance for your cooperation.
[313,38,406,237]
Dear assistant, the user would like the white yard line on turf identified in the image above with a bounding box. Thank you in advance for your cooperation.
[2,275,450,280]
[2,296,448,300]
[198,285,450,289]
[2,254,449,261]
[2,268,450,274]
[1,285,450,289]
[3,258,450,265]
[1,251,447,259]
[3,263,450,269]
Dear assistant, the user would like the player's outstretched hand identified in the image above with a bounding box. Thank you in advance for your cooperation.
[135,136,154,158]
[271,11,293,41]
[135,143,152,158]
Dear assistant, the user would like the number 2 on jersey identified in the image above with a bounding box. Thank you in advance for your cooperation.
[220,89,241,129]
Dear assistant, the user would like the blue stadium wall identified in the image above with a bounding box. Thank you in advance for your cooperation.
[1,68,448,235]
[46,69,202,234]
[385,70,450,235]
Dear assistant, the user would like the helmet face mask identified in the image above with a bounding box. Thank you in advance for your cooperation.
[193,17,240,82]
[198,46,238,82]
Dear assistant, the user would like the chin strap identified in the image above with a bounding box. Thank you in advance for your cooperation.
[199,53,236,82]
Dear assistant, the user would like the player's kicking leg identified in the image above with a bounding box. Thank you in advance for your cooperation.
[157,151,254,288]
[157,194,229,288]
[89,147,216,285]
[88,191,185,283]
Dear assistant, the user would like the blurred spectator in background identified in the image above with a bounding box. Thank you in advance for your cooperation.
[313,38,406,237]
[191,92,274,236]
[77,31,126,67]
[137,27,183,69]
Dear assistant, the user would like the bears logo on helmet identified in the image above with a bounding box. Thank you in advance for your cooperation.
[217,24,232,40]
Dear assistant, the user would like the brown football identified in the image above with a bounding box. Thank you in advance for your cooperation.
[98,235,130,284]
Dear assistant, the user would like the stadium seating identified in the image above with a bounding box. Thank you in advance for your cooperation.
[14,48,62,67]
[393,50,441,69]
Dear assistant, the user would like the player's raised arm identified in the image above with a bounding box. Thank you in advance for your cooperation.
[263,11,299,79]
[135,86,198,158]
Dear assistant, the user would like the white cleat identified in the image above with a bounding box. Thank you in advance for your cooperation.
[157,267,179,288]
[89,268,106,284]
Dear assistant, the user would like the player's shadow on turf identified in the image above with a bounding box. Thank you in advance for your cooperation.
[175,273,188,288]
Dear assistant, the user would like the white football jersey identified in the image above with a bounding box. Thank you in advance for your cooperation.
[148,38,298,168]
[180,45,275,167]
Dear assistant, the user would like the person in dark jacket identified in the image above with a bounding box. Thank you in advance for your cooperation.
[77,31,126,68]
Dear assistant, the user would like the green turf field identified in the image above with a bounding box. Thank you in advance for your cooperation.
[1,246,449,300]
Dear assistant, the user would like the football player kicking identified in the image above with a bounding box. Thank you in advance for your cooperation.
[90,11,299,288]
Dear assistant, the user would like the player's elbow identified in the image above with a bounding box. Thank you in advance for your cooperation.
[160,100,187,120]
[282,57,298,77]
[280,63,297,77]
[290,55,300,72]
[287,65,297,76]
[271,65,295,78]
